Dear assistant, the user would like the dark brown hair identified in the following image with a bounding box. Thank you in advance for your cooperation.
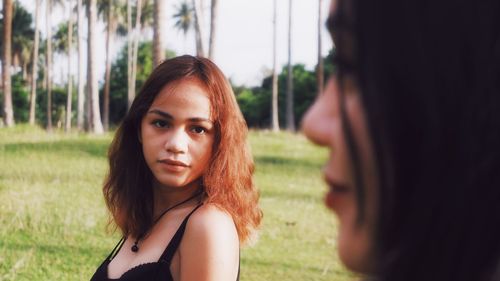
[103,55,262,243]
[330,0,500,279]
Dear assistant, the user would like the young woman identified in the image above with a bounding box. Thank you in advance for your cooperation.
[91,55,262,281]
[302,0,500,280]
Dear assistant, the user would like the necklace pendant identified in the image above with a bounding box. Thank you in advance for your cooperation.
[131,244,139,252]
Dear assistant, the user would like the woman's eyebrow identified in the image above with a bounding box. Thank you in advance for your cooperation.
[188,117,213,124]
[148,109,212,124]
[147,109,174,120]
[326,14,336,36]
[326,14,339,46]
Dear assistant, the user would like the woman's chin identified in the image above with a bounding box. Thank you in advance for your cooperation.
[336,225,375,274]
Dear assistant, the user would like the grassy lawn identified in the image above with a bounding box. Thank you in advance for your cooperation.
[0,125,355,281]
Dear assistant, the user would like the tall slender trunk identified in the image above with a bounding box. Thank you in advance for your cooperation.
[22,62,28,80]
[153,0,165,66]
[29,0,41,125]
[103,0,115,131]
[127,0,133,109]
[285,0,295,131]
[46,0,53,131]
[271,0,279,131]
[2,0,14,127]
[316,0,324,95]
[130,0,143,108]
[208,0,218,60]
[65,0,74,133]
[192,0,205,57]
[77,0,85,131]
[87,0,104,134]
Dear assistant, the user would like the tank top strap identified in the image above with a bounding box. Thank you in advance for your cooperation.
[159,203,204,262]
[106,236,126,261]
[236,250,240,281]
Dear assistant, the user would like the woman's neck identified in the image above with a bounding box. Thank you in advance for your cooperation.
[152,179,202,218]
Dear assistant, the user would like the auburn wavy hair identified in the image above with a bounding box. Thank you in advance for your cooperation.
[103,55,262,244]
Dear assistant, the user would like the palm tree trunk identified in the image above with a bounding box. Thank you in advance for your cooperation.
[103,0,115,132]
[29,0,40,125]
[65,0,74,133]
[192,0,205,57]
[208,0,218,60]
[22,62,28,80]
[2,0,14,127]
[46,0,53,131]
[316,0,324,95]
[77,0,85,131]
[286,0,295,131]
[153,0,165,67]
[271,0,279,131]
[130,0,143,107]
[127,0,133,109]
[87,0,104,134]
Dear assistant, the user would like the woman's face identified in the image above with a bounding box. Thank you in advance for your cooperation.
[301,1,378,273]
[140,78,215,190]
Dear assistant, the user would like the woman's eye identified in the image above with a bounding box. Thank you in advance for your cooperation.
[151,120,169,128]
[191,126,207,134]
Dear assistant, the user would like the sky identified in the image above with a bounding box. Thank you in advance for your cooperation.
[13,0,332,87]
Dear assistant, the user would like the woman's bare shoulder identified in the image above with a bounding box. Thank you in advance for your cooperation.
[185,203,238,240]
[178,203,239,280]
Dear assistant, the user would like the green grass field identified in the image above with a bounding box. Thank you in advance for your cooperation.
[0,125,355,281]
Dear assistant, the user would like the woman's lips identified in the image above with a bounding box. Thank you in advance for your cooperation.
[158,159,189,172]
[324,176,351,211]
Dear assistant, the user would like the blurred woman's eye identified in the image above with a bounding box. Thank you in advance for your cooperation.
[151,119,169,128]
[190,126,207,134]
[332,53,356,76]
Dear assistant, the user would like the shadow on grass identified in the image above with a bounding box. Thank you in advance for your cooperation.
[241,256,328,275]
[3,139,111,158]
[0,239,108,260]
[260,188,320,202]
[255,155,323,169]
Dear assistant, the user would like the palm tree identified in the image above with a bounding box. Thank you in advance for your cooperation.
[98,0,124,131]
[127,0,153,108]
[192,0,204,57]
[46,0,53,131]
[29,0,41,125]
[127,0,132,109]
[52,4,76,132]
[1,1,34,125]
[208,0,218,60]
[153,0,164,66]
[6,3,34,81]
[271,0,279,131]
[173,1,193,48]
[2,0,14,127]
[53,26,72,64]
[286,0,295,131]
[76,0,85,131]
[130,0,143,109]
[317,0,324,95]
[87,0,104,133]
[45,0,64,131]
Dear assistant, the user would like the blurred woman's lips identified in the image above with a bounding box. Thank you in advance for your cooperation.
[324,175,351,211]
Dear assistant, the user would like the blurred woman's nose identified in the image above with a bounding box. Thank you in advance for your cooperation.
[164,129,188,154]
[301,78,337,146]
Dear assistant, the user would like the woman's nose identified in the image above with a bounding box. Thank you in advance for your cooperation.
[164,129,188,154]
[301,78,337,146]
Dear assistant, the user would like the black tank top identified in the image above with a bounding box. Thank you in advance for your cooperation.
[90,204,240,281]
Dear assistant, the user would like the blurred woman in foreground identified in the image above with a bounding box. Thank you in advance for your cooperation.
[302,0,500,280]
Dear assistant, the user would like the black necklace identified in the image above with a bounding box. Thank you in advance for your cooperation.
[131,191,202,252]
